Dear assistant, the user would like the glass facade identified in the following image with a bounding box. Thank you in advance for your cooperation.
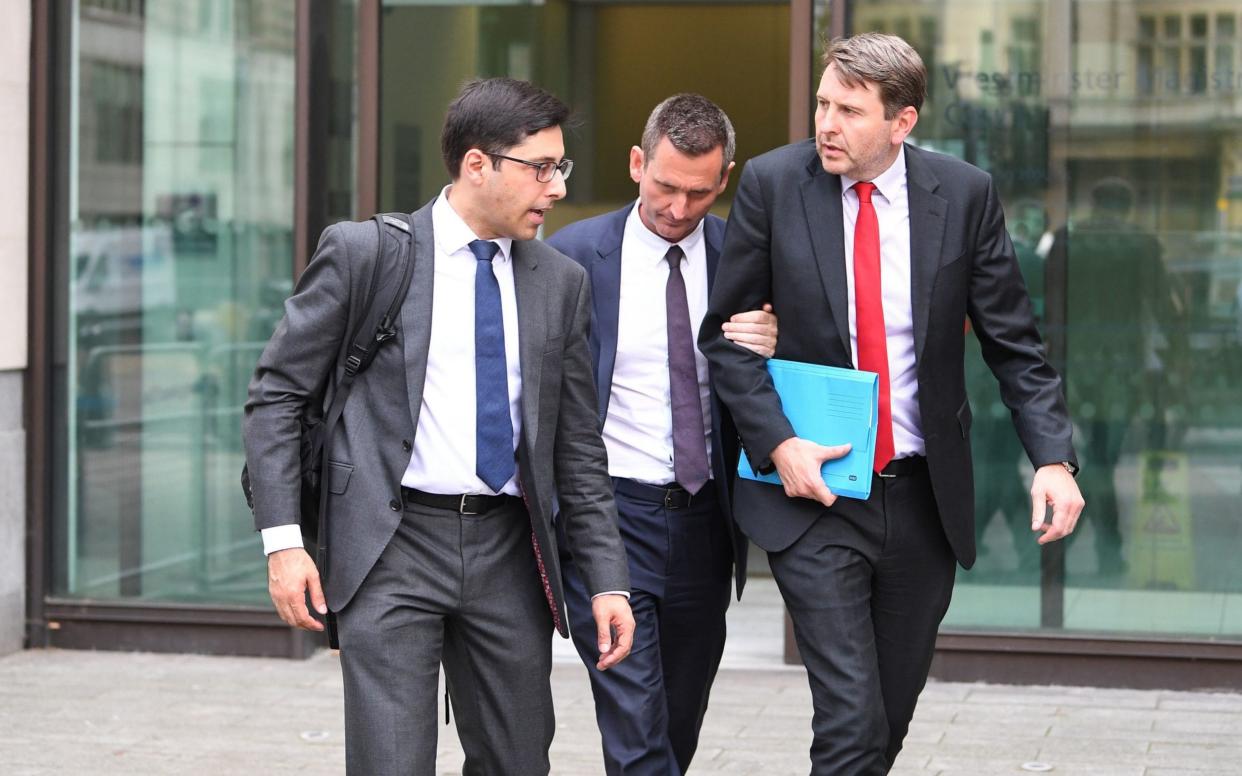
[40,0,1242,650]
[839,0,1242,640]
[54,0,299,605]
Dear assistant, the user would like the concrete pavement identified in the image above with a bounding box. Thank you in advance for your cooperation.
[3,579,1241,775]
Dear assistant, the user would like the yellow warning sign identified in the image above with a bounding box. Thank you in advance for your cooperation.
[1128,451,1194,590]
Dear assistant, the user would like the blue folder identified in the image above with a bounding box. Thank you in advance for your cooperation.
[736,359,879,501]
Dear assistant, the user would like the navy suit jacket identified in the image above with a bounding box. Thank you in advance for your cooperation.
[547,204,749,598]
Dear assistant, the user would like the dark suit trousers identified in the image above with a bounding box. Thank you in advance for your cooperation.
[561,480,732,775]
[336,498,555,776]
[769,460,956,775]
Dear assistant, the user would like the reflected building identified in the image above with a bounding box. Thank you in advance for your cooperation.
[847,1,1242,659]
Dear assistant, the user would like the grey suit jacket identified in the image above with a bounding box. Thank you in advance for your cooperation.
[244,197,629,635]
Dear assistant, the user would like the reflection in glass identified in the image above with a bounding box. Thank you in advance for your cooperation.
[848,1,1242,640]
[58,0,299,605]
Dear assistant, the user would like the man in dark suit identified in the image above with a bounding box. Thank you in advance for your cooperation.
[547,94,776,775]
[698,35,1085,774]
[1048,177,1184,577]
[244,78,634,776]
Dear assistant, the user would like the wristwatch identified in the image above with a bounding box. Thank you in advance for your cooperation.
[1060,461,1079,477]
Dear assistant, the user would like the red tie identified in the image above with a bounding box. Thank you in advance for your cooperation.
[852,182,895,473]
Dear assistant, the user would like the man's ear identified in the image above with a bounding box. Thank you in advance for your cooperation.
[461,148,490,185]
[891,106,919,146]
[629,146,645,184]
[717,160,736,193]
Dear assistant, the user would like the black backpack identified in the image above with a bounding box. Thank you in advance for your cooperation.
[242,212,416,579]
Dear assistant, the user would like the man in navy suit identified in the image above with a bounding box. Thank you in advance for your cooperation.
[547,94,777,775]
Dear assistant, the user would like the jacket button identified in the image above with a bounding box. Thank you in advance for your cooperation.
[401,439,412,452]
[389,499,401,511]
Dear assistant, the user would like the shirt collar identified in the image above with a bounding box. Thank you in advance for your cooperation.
[841,144,907,204]
[624,199,707,267]
[433,185,513,263]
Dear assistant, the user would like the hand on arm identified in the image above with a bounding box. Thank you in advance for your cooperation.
[722,303,778,358]
[267,548,327,631]
[1030,464,1085,544]
[769,437,852,508]
[591,593,634,671]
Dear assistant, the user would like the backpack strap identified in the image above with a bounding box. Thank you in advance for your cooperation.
[315,213,417,577]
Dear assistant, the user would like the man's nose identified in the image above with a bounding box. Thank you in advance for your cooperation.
[817,107,838,137]
[669,194,688,220]
[546,170,567,200]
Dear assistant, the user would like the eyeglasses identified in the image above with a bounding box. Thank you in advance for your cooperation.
[486,153,574,183]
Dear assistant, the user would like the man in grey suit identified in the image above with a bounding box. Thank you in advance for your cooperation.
[244,78,634,776]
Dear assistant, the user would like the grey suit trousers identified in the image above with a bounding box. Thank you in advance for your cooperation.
[337,497,556,776]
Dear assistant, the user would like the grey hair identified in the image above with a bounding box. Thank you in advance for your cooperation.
[822,33,927,119]
[639,93,735,178]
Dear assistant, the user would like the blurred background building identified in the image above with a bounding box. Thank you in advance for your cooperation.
[8,0,1242,687]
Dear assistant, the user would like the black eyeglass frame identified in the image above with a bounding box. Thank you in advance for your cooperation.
[486,152,574,183]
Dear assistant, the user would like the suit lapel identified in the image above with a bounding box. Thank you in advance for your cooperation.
[703,213,729,485]
[590,207,628,424]
[904,145,948,365]
[801,164,853,363]
[401,201,437,433]
[704,214,724,290]
[512,241,546,451]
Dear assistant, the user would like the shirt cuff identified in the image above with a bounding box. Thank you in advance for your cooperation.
[591,590,630,600]
[261,524,304,556]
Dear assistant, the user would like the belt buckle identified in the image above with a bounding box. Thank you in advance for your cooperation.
[664,488,689,510]
[459,495,479,515]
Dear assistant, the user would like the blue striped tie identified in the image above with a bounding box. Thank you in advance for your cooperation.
[469,239,514,492]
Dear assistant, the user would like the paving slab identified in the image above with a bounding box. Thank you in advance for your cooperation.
[1,648,1240,774]
[2,579,1240,774]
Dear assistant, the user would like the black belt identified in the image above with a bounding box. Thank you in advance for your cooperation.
[878,455,926,479]
[401,487,517,515]
[613,478,713,510]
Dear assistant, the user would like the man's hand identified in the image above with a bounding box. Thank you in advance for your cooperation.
[591,593,634,671]
[770,437,852,507]
[722,303,778,358]
[1030,464,1085,545]
[268,547,327,631]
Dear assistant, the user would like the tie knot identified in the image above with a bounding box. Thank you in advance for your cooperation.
[854,181,876,204]
[664,245,685,269]
[469,239,500,263]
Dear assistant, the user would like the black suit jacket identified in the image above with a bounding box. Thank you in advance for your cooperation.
[698,141,1076,568]
[547,204,750,596]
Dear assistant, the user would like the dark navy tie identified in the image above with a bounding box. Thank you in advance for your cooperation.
[470,239,514,492]
[665,245,710,494]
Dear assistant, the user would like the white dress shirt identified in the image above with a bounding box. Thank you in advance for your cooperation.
[841,148,926,458]
[603,203,714,485]
[262,188,523,555]
[400,188,523,496]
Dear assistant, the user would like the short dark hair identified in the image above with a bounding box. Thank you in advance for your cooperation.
[441,78,571,179]
[822,33,927,119]
[1090,177,1135,215]
[640,93,736,179]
